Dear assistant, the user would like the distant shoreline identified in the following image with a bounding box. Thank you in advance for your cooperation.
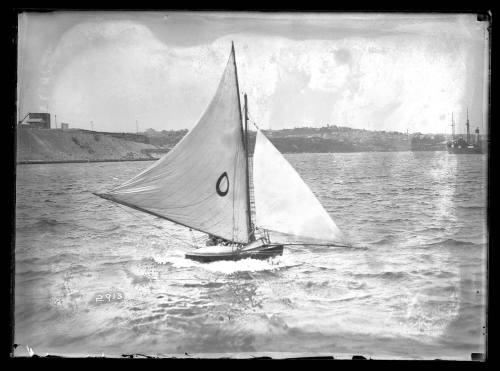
[17,126,453,163]
[16,149,452,165]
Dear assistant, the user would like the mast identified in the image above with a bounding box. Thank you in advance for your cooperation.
[466,108,470,144]
[232,42,254,241]
[244,93,255,241]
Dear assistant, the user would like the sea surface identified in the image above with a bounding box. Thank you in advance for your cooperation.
[14,151,487,359]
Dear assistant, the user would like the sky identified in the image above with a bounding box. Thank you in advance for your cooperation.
[17,11,490,134]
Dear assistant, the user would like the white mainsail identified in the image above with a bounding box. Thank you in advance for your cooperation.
[252,130,345,244]
[98,46,250,243]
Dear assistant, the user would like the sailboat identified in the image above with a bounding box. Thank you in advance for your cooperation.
[94,43,347,263]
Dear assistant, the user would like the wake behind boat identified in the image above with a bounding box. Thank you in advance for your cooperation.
[95,43,347,262]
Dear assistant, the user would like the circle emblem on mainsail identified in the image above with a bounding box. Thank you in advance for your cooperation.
[216,172,229,196]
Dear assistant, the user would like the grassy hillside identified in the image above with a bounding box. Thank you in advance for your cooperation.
[17,123,448,164]
[17,127,158,162]
[140,125,444,154]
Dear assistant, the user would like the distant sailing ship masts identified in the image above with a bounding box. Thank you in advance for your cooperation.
[466,108,470,144]
[446,107,484,154]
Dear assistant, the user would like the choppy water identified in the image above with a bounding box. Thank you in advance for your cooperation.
[15,151,487,359]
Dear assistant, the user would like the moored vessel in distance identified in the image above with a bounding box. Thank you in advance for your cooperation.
[446,110,485,154]
[94,43,348,263]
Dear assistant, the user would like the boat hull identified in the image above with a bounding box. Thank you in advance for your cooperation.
[446,147,484,154]
[185,244,284,263]
[446,140,485,154]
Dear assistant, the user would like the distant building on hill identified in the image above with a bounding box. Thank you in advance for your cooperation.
[18,113,51,129]
[61,123,69,131]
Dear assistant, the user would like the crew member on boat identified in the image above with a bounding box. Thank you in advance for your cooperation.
[205,234,243,247]
[206,234,217,246]
[206,234,227,246]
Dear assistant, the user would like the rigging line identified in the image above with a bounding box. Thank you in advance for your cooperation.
[247,107,258,125]
[247,108,268,131]
[189,228,202,247]
[111,202,195,248]
[247,109,254,123]
[247,112,261,132]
